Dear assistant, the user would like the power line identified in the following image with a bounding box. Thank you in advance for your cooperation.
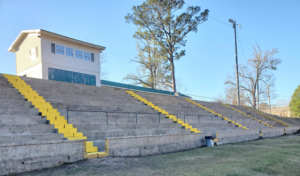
[236,30,247,63]
[208,16,231,27]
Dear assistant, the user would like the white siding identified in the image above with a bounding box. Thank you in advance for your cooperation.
[17,63,42,79]
[40,35,101,86]
[15,34,41,74]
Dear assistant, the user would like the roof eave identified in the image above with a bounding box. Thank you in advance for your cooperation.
[39,29,106,51]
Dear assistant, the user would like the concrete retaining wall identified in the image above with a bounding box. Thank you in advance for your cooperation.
[0,140,85,176]
[262,127,285,138]
[107,132,210,157]
[285,126,300,134]
[216,129,260,144]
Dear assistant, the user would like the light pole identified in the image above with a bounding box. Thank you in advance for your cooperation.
[229,19,242,106]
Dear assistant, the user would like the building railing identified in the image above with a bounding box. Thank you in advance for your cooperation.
[100,79,190,97]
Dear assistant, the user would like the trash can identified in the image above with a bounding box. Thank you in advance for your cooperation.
[205,136,214,147]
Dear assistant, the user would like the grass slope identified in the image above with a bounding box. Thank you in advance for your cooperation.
[15,134,300,176]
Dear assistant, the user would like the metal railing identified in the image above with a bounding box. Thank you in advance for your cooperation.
[66,109,265,125]
[101,79,190,97]
[183,114,262,124]
[66,109,178,124]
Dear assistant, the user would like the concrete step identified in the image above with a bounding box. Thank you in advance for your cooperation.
[0,79,13,88]
[0,87,20,94]
[0,115,47,125]
[0,99,32,108]
[0,133,64,144]
[0,93,25,101]
[0,107,40,115]
[68,115,174,124]
[73,123,184,132]
[51,103,155,112]
[84,128,191,140]
[0,124,55,135]
[92,140,105,152]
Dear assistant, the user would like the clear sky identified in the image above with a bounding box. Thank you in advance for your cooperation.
[0,0,299,105]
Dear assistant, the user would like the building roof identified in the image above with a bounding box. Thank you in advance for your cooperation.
[8,29,106,52]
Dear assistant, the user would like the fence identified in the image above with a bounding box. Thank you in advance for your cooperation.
[101,79,190,97]
[66,109,177,124]
[66,109,265,125]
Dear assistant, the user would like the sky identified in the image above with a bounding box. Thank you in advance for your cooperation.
[0,0,299,105]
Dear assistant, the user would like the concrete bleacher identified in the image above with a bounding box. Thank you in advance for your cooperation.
[0,73,299,175]
[0,74,85,175]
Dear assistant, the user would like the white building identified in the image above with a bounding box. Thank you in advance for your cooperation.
[8,29,106,87]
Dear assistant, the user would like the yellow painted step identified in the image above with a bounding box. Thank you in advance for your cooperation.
[64,133,74,137]
[86,141,94,147]
[86,147,98,153]
[68,136,87,140]
[74,133,83,137]
[58,128,77,133]
[49,119,67,125]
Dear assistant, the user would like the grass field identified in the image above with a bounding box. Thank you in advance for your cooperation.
[15,134,300,176]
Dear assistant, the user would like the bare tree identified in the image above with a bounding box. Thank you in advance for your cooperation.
[225,44,281,109]
[124,31,171,89]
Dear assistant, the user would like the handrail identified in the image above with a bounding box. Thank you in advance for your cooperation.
[66,109,178,124]
[243,105,290,127]
[183,114,262,124]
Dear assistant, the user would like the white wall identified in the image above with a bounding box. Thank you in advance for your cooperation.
[15,34,42,74]
[40,35,101,86]
[17,63,42,79]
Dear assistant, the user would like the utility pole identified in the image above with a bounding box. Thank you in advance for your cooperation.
[267,85,271,114]
[229,19,241,106]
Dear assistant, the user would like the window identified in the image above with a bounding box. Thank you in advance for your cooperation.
[84,52,91,61]
[66,47,73,57]
[48,68,96,86]
[29,47,38,61]
[91,53,94,62]
[56,45,64,55]
[51,43,55,53]
[76,50,83,59]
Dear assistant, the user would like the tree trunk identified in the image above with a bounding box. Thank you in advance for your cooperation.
[257,81,259,110]
[252,92,256,109]
[170,57,177,93]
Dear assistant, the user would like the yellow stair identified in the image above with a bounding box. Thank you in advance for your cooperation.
[242,105,290,127]
[221,103,280,128]
[3,74,109,158]
[185,99,249,130]
[126,90,201,133]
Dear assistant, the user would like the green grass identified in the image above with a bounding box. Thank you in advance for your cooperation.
[15,134,300,176]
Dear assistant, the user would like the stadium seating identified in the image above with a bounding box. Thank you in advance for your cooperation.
[0,73,297,175]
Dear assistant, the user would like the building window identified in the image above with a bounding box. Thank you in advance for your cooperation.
[76,50,83,59]
[29,47,38,61]
[48,68,96,86]
[56,45,64,55]
[66,47,73,57]
[51,43,55,53]
[91,53,94,62]
[84,52,91,61]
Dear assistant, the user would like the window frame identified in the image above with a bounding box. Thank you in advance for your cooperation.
[56,45,65,55]
[75,50,83,59]
[84,52,91,61]
[66,47,74,57]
